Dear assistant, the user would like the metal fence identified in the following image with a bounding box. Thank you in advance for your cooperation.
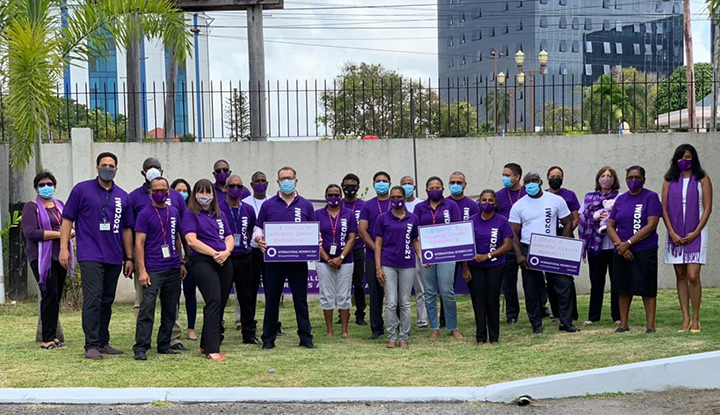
[0,74,715,142]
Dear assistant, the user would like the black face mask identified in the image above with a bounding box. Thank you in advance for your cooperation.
[343,186,358,197]
[548,178,563,191]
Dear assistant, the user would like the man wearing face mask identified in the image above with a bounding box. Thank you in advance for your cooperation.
[60,152,135,360]
[399,175,428,328]
[496,163,525,325]
[508,172,576,334]
[401,176,423,214]
[252,167,317,349]
[340,173,367,326]
[358,171,392,339]
[128,157,188,351]
[213,160,251,201]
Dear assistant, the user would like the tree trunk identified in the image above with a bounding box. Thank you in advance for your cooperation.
[683,0,696,130]
[126,16,143,143]
[164,45,178,142]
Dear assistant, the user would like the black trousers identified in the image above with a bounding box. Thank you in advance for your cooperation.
[262,262,312,345]
[133,268,181,353]
[250,248,264,325]
[192,255,233,354]
[545,274,579,321]
[588,249,620,322]
[469,265,503,343]
[351,248,367,319]
[229,253,257,341]
[502,252,520,321]
[365,256,385,337]
[79,261,122,351]
[30,260,67,343]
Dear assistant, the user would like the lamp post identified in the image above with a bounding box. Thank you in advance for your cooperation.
[497,71,510,133]
[490,50,505,134]
[515,50,548,132]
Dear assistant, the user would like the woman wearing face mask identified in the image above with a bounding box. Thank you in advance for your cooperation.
[463,190,513,344]
[171,178,198,341]
[316,184,358,338]
[375,186,421,349]
[606,166,662,334]
[662,144,713,333]
[414,177,462,339]
[182,179,234,360]
[22,171,74,350]
[578,167,622,325]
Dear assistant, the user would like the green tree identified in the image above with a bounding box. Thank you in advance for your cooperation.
[583,74,646,134]
[52,97,127,142]
[435,101,478,137]
[482,90,510,131]
[539,103,583,133]
[224,88,250,141]
[656,63,713,116]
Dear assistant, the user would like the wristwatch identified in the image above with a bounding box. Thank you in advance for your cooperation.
[340,254,346,260]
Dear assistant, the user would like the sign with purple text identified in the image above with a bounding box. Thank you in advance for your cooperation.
[418,222,476,265]
[527,234,584,276]
[264,222,320,262]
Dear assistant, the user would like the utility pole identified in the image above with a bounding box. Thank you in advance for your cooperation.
[247,5,268,141]
[683,0,696,131]
[712,19,719,132]
[126,16,143,142]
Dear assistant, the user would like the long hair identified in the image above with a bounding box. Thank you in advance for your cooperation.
[594,166,620,191]
[187,179,222,217]
[664,143,706,182]
[171,178,192,205]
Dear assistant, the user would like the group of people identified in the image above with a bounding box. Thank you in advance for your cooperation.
[22,143,712,359]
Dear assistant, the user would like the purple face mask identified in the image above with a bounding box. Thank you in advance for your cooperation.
[252,181,269,194]
[390,199,405,210]
[326,195,341,207]
[227,186,244,200]
[479,202,495,213]
[151,192,168,204]
[215,171,230,185]
[678,159,692,171]
[627,179,644,192]
[427,189,444,202]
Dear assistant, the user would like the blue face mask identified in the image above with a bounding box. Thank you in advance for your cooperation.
[38,185,55,199]
[449,184,463,196]
[525,182,541,196]
[502,176,513,188]
[179,191,189,201]
[280,179,296,195]
[375,182,390,195]
[402,184,414,198]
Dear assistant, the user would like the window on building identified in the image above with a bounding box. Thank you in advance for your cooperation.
[474,50,483,62]
[461,34,466,44]
[460,56,466,65]
[603,65,611,75]
[616,22,622,32]
[560,64,568,75]
[461,77,467,87]
[489,27,495,37]
[572,17,580,30]
[516,42,523,52]
[634,23,640,33]
[673,2,681,13]
[586,41,593,53]
[540,40,547,51]
[517,20,523,31]
[559,17,567,29]
[655,1,663,12]
[646,22,652,33]
[540,16,548,28]
[518,0,523,7]
[633,1,640,11]
[449,58,455,68]
[603,42,611,54]
[585,64,593,75]
[460,12,466,23]
[504,23,509,33]
[645,44,652,55]
[614,65,622,73]
[585,18,592,30]
[657,44,663,55]
[559,40,567,52]
[504,45,509,56]
[474,7,482,18]
[449,17,454,26]
[559,0,567,5]
[448,37,454,47]
[615,0,621,9]
[472,29,482,40]
[572,40,580,52]
[634,43,641,55]
[657,23,664,34]
[616,42,623,54]
[603,0,611,8]
[603,19,611,31]
[504,2,509,11]
[540,0,547,4]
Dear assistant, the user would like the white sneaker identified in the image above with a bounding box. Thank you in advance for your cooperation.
[416,321,428,328]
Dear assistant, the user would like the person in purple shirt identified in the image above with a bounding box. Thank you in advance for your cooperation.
[415,176,463,339]
[253,166,317,350]
[132,177,186,361]
[183,179,235,360]
[375,186,421,349]
[607,165,662,334]
[358,171,392,340]
[340,173,367,326]
[172,178,199,342]
[59,152,134,360]
[213,159,251,201]
[22,171,74,350]
[317,184,358,338]
[462,190,514,344]
[218,174,259,345]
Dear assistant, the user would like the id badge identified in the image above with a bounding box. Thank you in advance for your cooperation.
[161,244,171,258]
[99,221,111,231]
[329,244,338,256]
[234,234,241,247]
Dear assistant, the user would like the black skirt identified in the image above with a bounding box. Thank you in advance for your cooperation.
[612,249,658,297]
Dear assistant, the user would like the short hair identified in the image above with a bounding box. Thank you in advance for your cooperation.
[251,171,266,182]
[373,171,391,182]
[594,166,620,191]
[389,185,405,196]
[325,184,342,195]
[277,166,297,178]
[449,171,466,182]
[400,175,415,184]
[213,159,229,170]
[150,177,169,187]
[524,171,541,182]
[96,152,118,166]
[33,171,57,189]
[342,173,360,185]
[504,163,522,177]
[142,157,161,171]
[187,179,222,217]
[626,165,646,179]
[171,178,191,193]
[425,176,444,188]
[227,174,242,183]
[546,166,564,178]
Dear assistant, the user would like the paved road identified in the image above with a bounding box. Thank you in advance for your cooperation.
[1,389,718,415]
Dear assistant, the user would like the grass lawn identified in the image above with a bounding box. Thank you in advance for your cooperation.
[0,288,718,388]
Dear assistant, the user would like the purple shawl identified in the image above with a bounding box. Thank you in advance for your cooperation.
[36,197,74,293]
[667,176,701,262]
[578,190,618,258]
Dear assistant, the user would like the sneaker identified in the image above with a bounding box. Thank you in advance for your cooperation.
[416,321,429,328]
[507,318,518,325]
[85,348,103,360]
[134,351,147,361]
[615,327,630,333]
[356,318,368,326]
[98,344,123,355]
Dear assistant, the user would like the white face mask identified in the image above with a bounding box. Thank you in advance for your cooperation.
[145,168,162,182]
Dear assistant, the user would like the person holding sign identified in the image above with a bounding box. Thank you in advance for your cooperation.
[375,186,422,349]
[132,177,186,361]
[463,190,514,344]
[218,175,259,345]
[317,184,358,338]
[606,166,662,334]
[253,167,317,350]
[414,176,463,339]
[183,179,234,360]
[509,172,576,334]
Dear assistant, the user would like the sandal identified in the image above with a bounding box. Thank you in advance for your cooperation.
[206,353,227,361]
[41,343,59,350]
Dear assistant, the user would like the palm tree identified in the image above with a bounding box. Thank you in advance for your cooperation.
[0,0,192,171]
[583,74,643,134]
[482,90,510,132]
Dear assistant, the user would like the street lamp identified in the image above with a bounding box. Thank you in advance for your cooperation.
[515,50,548,133]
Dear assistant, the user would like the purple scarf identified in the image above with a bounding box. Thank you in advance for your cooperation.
[36,196,74,293]
[578,190,619,258]
[667,176,702,262]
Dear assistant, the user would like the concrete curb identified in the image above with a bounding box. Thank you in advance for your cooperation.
[1,351,718,404]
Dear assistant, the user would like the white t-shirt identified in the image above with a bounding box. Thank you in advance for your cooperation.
[242,195,267,248]
[509,191,571,245]
[405,198,424,214]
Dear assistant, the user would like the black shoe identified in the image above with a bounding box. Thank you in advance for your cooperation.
[507,318,518,325]
[368,332,382,340]
[299,341,315,349]
[356,318,368,326]
[262,342,275,350]
[170,343,188,351]
[243,337,262,345]
[276,322,284,337]
[559,324,581,333]
[646,328,656,334]
[134,351,147,361]
[158,348,179,355]
[532,327,544,334]
[615,327,630,333]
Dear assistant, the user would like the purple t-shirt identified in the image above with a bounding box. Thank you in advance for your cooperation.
[375,211,419,269]
[316,207,359,264]
[547,188,581,235]
[608,189,662,252]
[468,213,513,268]
[359,196,392,256]
[129,185,187,230]
[182,209,232,255]
[135,205,181,272]
[22,202,62,263]
[215,183,251,201]
[219,199,256,256]
[496,187,526,219]
[446,195,480,221]
[341,198,365,252]
[414,198,461,226]
[62,179,133,265]
[256,193,317,228]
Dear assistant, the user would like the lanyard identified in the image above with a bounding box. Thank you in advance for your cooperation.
[327,208,340,241]
[376,197,389,214]
[507,187,524,206]
[96,186,111,221]
[228,204,243,234]
[341,199,357,213]
[429,204,442,224]
[153,206,170,244]
[47,206,62,227]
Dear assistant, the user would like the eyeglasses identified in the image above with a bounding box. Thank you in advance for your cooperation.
[326,193,341,198]
[149,189,168,194]
[449,181,463,185]
[37,182,54,188]
[227,184,244,189]
[214,168,230,174]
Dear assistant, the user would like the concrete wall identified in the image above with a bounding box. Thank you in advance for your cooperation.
[13,131,720,301]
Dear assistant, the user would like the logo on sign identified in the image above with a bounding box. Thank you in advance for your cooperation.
[633,204,643,234]
[267,247,277,257]
[424,250,434,261]
[529,256,540,266]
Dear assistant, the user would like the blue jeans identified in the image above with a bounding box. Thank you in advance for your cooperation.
[421,262,458,331]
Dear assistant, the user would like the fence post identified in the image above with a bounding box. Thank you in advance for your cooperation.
[70,128,95,186]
